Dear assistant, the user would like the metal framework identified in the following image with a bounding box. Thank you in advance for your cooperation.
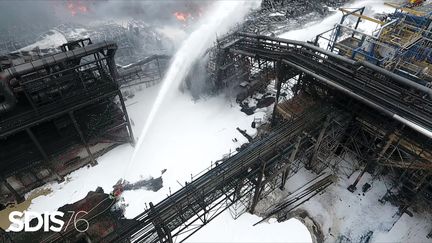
[29,29,432,243]
[315,7,432,84]
[0,40,134,204]
[95,104,334,243]
[212,32,432,216]
[117,54,170,89]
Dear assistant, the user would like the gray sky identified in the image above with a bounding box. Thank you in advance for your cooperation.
[0,0,211,32]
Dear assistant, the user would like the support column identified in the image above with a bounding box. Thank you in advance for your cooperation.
[281,136,302,190]
[271,60,283,126]
[234,179,245,202]
[250,160,267,214]
[156,58,162,80]
[118,91,135,145]
[348,128,398,192]
[69,111,97,166]
[307,116,331,170]
[354,8,365,32]
[1,177,24,203]
[26,128,63,182]
[149,202,173,243]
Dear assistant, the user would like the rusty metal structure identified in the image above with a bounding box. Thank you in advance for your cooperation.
[0,39,134,204]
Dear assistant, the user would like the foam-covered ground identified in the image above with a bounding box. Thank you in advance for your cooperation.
[255,165,432,242]
[26,82,313,242]
[28,84,259,215]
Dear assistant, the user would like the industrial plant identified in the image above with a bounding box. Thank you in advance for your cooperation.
[0,0,432,242]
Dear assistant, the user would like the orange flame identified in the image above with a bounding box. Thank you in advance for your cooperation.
[66,0,89,16]
[173,11,191,22]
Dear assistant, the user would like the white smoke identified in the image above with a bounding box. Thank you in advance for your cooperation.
[125,0,261,175]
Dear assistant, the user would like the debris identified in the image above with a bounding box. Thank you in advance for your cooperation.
[115,177,164,192]
[362,183,371,194]
[236,127,253,142]
[256,95,275,108]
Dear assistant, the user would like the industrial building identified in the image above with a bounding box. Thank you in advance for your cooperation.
[1,0,432,242]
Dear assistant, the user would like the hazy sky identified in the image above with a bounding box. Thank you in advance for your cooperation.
[0,0,210,32]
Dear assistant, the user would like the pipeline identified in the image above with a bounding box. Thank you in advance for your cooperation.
[236,32,432,97]
[281,59,432,138]
[224,33,432,138]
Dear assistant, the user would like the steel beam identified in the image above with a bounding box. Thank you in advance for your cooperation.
[272,60,283,126]
[69,111,97,166]
[281,135,302,189]
[307,116,332,170]
[250,159,267,214]
[25,128,63,182]
[1,177,24,203]
[117,91,135,145]
[149,202,173,243]
[348,125,398,192]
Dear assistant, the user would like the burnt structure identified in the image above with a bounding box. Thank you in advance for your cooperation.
[241,0,348,35]
[211,32,432,215]
[5,4,432,242]
[98,103,336,243]
[0,39,134,204]
[24,28,432,243]
[26,98,340,243]
[117,54,170,89]
[36,28,432,243]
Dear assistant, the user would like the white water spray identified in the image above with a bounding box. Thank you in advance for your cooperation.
[125,0,260,175]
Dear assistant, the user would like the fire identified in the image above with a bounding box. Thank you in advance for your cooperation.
[66,0,89,16]
[173,11,191,22]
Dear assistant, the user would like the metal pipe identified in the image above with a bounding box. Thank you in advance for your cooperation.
[237,32,432,97]
[237,32,357,65]
[359,61,432,97]
[281,59,432,139]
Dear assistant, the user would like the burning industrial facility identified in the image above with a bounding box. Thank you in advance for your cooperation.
[1,0,432,242]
